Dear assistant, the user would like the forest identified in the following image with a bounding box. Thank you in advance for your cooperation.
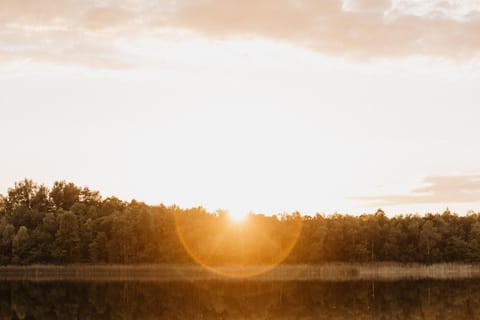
[1,179,480,265]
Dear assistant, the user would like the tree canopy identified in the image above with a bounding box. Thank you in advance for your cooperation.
[1,179,480,265]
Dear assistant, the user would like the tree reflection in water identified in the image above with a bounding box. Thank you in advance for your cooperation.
[0,280,479,319]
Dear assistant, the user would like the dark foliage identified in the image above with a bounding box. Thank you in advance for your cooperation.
[1,179,480,265]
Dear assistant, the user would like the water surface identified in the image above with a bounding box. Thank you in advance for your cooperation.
[1,280,478,319]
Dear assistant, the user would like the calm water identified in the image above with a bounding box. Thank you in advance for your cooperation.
[0,280,479,319]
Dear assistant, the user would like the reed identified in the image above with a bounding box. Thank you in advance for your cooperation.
[1,263,480,282]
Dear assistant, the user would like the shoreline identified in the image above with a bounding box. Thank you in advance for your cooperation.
[1,263,480,282]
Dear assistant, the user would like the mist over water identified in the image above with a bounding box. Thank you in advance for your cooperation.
[1,279,479,319]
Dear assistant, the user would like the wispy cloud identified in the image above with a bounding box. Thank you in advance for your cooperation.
[1,0,480,67]
[353,174,480,206]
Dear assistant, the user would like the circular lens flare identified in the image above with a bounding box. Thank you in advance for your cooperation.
[175,210,302,278]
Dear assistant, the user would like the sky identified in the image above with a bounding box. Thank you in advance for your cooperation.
[1,0,480,216]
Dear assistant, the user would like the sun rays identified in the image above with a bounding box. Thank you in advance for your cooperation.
[174,210,303,278]
[228,211,249,223]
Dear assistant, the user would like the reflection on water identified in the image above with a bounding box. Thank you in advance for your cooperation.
[0,280,479,319]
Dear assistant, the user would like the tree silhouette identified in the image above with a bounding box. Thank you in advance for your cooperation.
[0,180,480,265]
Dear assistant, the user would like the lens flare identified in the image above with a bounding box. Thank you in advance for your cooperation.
[175,211,303,278]
[229,211,248,223]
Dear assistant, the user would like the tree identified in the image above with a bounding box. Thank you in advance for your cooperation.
[53,211,80,263]
[419,220,441,262]
[3,179,50,211]
[3,180,50,230]
[0,195,5,214]
[89,232,108,263]
[2,179,480,265]
[29,226,54,263]
[362,210,387,262]
[50,181,81,211]
[42,212,58,236]
[0,223,15,264]
[468,221,480,261]
[3,179,38,214]
[12,226,31,264]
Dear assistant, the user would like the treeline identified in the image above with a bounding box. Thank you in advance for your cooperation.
[1,179,480,265]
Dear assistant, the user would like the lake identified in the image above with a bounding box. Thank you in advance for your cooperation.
[1,279,479,319]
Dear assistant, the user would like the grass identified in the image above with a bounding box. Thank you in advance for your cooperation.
[1,263,480,282]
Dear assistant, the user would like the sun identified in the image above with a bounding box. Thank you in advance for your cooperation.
[229,210,248,223]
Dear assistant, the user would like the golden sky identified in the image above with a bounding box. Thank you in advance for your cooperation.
[1,0,480,215]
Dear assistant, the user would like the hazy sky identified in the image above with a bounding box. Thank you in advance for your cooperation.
[1,0,480,216]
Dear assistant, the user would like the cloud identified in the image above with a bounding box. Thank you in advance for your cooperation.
[353,174,480,206]
[171,0,480,60]
[343,0,392,12]
[0,0,480,68]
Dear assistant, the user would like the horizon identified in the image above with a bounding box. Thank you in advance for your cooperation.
[0,178,476,218]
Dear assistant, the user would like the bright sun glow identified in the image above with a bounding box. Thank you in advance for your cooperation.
[229,211,248,223]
